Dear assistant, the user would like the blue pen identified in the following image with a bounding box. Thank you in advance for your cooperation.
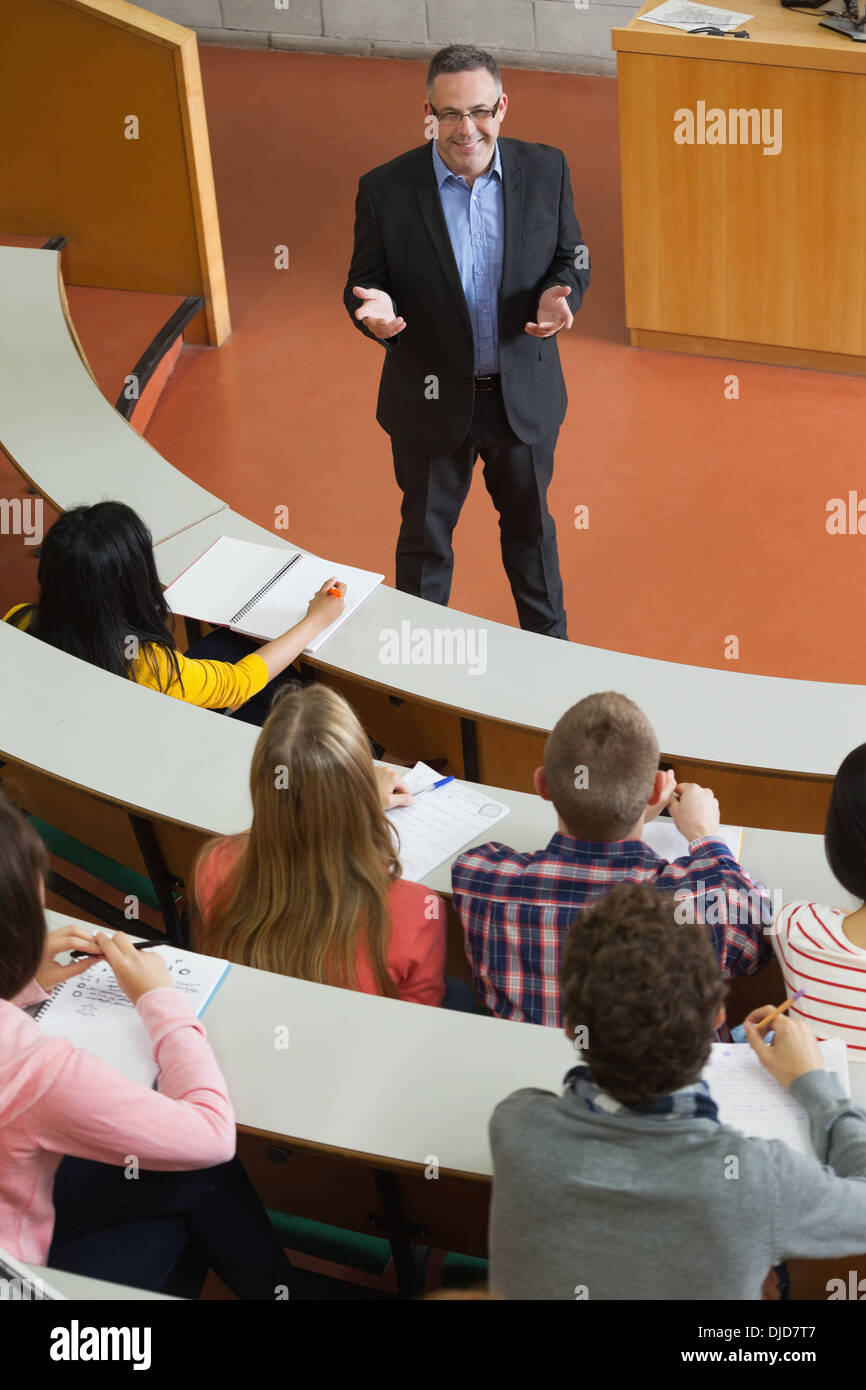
[415,775,455,795]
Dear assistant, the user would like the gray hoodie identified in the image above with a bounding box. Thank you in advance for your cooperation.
[489,1070,866,1300]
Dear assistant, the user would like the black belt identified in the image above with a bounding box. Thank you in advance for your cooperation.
[473,374,500,392]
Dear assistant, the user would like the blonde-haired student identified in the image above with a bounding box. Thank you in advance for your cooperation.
[0,794,302,1298]
[4,501,343,726]
[193,683,446,1005]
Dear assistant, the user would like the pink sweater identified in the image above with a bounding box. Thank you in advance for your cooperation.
[0,982,236,1265]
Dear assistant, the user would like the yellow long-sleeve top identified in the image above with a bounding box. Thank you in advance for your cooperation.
[3,603,268,709]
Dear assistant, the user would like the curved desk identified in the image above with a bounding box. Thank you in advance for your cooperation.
[0,246,225,543]
[4,244,866,831]
[155,508,866,833]
[0,620,853,918]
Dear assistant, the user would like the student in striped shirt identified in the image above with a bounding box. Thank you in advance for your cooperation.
[773,742,866,1057]
[452,691,774,1027]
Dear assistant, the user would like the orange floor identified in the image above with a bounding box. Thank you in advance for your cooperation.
[4,48,866,685]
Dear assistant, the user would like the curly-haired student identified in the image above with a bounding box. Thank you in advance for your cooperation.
[488,881,866,1300]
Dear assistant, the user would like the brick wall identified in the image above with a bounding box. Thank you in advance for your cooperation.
[143,0,639,77]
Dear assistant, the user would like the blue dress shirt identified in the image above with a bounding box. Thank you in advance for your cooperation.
[432,140,504,376]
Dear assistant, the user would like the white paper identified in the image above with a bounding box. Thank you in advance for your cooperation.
[163,536,383,653]
[0,1248,67,1300]
[643,819,743,862]
[705,1039,850,1156]
[37,946,229,1089]
[638,0,752,30]
[386,762,510,883]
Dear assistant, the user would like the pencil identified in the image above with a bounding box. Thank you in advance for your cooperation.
[68,939,164,960]
[755,988,805,1033]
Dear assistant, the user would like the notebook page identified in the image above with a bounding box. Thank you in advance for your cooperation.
[643,819,743,862]
[705,1040,849,1156]
[386,762,510,882]
[163,537,296,629]
[240,552,383,650]
[37,947,229,1089]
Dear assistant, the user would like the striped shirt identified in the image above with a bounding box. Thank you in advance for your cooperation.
[774,901,866,1055]
[452,833,774,1027]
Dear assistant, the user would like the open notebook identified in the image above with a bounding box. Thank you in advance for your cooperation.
[705,1039,850,1156]
[36,946,230,1089]
[163,536,383,653]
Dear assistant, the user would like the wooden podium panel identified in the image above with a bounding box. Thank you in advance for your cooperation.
[613,0,866,371]
[1,0,230,345]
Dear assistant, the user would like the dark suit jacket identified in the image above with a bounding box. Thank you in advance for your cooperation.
[343,137,590,455]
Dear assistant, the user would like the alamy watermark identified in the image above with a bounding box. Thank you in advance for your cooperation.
[379,621,487,676]
[675,882,783,928]
[0,496,43,545]
[674,102,782,156]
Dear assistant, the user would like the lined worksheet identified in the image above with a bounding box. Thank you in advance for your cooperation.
[644,819,743,862]
[386,762,510,883]
[704,1039,849,1156]
[37,946,229,1088]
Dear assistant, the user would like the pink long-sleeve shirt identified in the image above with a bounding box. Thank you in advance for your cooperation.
[0,982,236,1265]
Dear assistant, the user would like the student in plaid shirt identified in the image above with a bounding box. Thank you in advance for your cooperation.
[452,692,774,1027]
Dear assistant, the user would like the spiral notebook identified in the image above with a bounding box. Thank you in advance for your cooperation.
[35,945,230,1089]
[163,536,383,652]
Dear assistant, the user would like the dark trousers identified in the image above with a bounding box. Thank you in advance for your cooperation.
[184,628,300,727]
[48,1155,302,1300]
[391,382,568,639]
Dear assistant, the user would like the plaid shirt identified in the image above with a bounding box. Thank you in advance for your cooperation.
[452,833,774,1027]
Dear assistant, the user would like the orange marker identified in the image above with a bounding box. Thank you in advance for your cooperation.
[327,585,342,597]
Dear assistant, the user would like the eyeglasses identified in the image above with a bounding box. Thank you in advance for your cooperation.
[429,101,502,128]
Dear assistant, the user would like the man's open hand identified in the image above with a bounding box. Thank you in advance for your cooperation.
[525,284,573,338]
[353,286,406,340]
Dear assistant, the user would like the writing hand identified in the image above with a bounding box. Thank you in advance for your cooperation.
[744,1009,824,1089]
[306,578,345,630]
[374,764,414,809]
[95,931,174,1005]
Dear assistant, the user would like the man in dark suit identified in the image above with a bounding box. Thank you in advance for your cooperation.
[343,44,590,639]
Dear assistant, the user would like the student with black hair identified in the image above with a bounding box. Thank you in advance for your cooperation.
[4,501,343,726]
[488,882,866,1300]
[0,793,303,1298]
[773,742,866,1058]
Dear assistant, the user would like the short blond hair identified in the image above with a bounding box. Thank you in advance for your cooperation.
[544,692,659,840]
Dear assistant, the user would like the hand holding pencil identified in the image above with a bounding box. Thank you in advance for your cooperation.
[743,997,825,1089]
